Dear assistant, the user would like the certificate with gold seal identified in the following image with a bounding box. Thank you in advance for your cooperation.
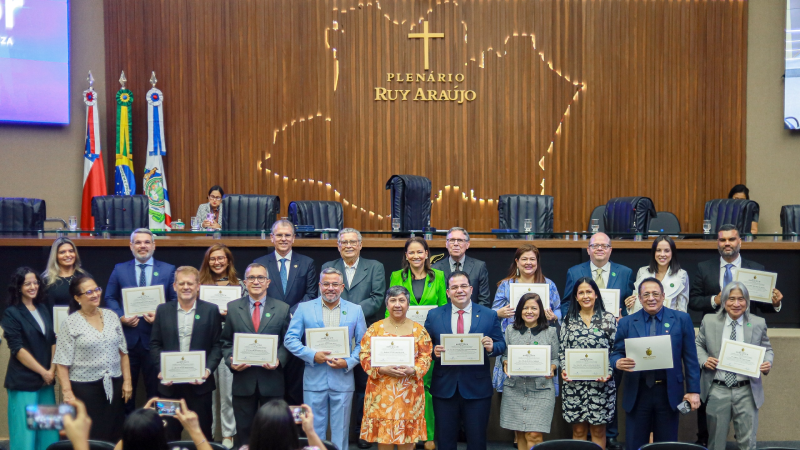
[161,351,206,384]
[121,285,165,316]
[733,268,777,304]
[53,306,69,335]
[199,285,242,312]
[306,326,350,359]
[441,333,485,365]
[564,348,608,380]
[718,339,767,378]
[232,333,279,365]
[624,335,674,371]
[507,345,551,376]
[509,283,550,310]
[408,305,437,325]
[371,336,415,367]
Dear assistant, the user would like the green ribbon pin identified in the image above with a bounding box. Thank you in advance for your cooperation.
[153,271,159,277]
[265,313,271,318]
[343,311,347,315]
[611,272,616,276]
[195,314,200,320]
[665,323,670,328]
[534,341,539,345]
[747,323,752,327]
[670,283,674,288]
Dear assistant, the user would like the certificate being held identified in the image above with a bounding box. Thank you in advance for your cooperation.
[624,335,674,371]
[161,351,206,384]
[121,285,165,317]
[53,306,69,335]
[233,333,279,366]
[564,348,608,380]
[441,333,485,365]
[306,327,351,359]
[507,345,551,377]
[199,286,242,312]
[600,289,620,317]
[509,283,550,310]
[371,336,415,367]
[718,340,767,378]
[408,305,437,325]
[733,268,777,304]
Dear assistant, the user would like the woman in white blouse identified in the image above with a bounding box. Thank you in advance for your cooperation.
[54,275,132,442]
[623,236,690,314]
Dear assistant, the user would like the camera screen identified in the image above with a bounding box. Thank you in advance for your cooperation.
[26,404,75,430]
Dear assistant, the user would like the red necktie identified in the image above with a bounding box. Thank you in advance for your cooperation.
[252,301,262,330]
[457,310,465,334]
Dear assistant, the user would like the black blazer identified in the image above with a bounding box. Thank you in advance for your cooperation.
[431,255,491,307]
[689,258,776,315]
[253,251,318,312]
[220,296,291,397]
[149,300,223,396]
[2,303,56,391]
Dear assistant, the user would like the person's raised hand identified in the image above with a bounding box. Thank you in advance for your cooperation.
[62,398,92,448]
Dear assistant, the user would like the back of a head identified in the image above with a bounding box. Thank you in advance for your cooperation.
[121,408,169,450]
[249,399,300,450]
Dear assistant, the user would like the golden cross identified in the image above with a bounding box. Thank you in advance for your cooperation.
[409,21,444,71]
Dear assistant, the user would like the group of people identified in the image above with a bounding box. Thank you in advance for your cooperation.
[3,218,780,450]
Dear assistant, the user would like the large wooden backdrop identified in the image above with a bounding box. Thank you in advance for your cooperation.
[103,0,747,233]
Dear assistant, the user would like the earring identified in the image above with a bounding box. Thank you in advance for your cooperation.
[516,267,520,277]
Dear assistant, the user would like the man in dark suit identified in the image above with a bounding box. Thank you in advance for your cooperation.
[221,262,291,446]
[431,227,491,307]
[253,219,319,407]
[424,271,505,450]
[105,228,177,413]
[149,266,223,441]
[321,228,386,449]
[611,277,701,450]
[688,223,783,446]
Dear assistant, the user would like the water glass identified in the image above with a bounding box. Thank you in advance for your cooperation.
[591,219,600,234]
[523,218,533,233]
[68,216,78,231]
[191,217,199,231]
[392,218,401,232]
[703,220,712,234]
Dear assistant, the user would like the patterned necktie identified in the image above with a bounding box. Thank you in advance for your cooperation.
[457,310,465,334]
[646,315,657,388]
[138,264,147,287]
[454,261,461,272]
[252,301,262,330]
[725,321,738,387]
[595,268,606,289]
[279,258,288,293]
[723,264,734,291]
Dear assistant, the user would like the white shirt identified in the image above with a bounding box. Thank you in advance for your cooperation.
[29,309,45,334]
[589,261,611,287]
[276,250,293,279]
[715,314,746,382]
[177,301,197,352]
[451,302,473,334]
[344,258,360,288]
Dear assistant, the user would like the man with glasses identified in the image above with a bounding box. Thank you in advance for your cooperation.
[562,231,633,450]
[220,263,291,445]
[254,219,319,406]
[322,228,386,449]
[432,227,491,307]
[105,228,177,413]
[284,267,368,450]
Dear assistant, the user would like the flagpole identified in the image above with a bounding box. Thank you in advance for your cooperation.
[114,71,136,195]
[144,71,172,230]
[80,71,108,231]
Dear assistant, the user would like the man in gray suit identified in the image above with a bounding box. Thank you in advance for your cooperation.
[696,281,774,450]
[431,227,491,307]
[321,228,386,449]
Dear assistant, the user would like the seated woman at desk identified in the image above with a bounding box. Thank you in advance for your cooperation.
[728,184,758,234]
[195,185,224,230]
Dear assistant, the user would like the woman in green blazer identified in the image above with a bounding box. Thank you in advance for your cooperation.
[388,237,448,450]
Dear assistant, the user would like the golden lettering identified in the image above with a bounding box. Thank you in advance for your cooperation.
[428,90,439,100]
[416,74,426,82]
[400,90,411,100]
[414,88,427,101]
[438,73,446,82]
[406,73,413,82]
[427,74,436,82]
[374,87,388,101]
[455,73,465,82]
[387,74,395,82]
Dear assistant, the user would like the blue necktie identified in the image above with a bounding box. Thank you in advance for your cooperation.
[723,264,734,291]
[138,263,148,287]
[279,258,288,294]
[646,315,657,388]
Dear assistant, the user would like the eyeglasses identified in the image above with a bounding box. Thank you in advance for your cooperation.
[246,276,268,283]
[589,244,611,250]
[448,284,471,291]
[209,256,227,263]
[641,292,662,299]
[209,195,222,200]
[81,287,103,297]
[321,282,343,288]
[338,240,359,247]
[446,238,467,245]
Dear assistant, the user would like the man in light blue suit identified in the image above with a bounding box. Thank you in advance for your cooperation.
[284,267,367,450]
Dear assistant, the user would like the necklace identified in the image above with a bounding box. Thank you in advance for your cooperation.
[388,317,408,330]
[80,308,101,319]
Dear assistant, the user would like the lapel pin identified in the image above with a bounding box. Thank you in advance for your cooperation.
[195,314,200,320]
[665,323,670,328]
[670,283,674,288]
[747,322,752,327]
[342,311,347,315]
[534,341,539,345]
[611,272,616,277]
[476,315,480,318]
[294,265,298,268]
[265,312,272,318]
[153,271,159,277]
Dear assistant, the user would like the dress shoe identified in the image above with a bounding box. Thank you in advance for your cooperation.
[221,437,234,449]
[357,439,373,449]
[424,441,436,450]
[607,437,623,450]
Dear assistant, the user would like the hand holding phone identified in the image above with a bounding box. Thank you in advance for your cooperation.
[153,399,181,416]
[288,405,305,424]
[25,404,76,430]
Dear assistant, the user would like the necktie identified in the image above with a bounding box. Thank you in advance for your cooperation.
[723,264,734,291]
[454,261,462,272]
[138,264,147,287]
[279,258,288,293]
[725,322,738,387]
[646,315,657,388]
[595,268,606,289]
[457,310,465,334]
[252,301,262,330]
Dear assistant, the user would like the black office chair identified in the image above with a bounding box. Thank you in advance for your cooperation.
[497,194,554,239]
[587,205,606,233]
[648,211,681,234]
[704,199,759,236]
[780,205,800,236]
[91,195,149,232]
[603,197,657,237]
[299,437,338,450]
[221,194,281,231]
[639,442,707,450]
[288,201,344,237]
[533,439,603,450]
[167,441,227,450]
[46,440,116,450]
[385,175,432,232]
[0,197,47,234]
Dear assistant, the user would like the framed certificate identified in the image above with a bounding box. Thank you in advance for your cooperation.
[371,336,415,367]
[306,326,351,358]
[408,305,437,325]
[624,335,674,371]
[121,285,165,316]
[733,268,777,304]
[507,345,551,377]
[441,333,485,365]
[718,339,767,378]
[600,289,621,317]
[53,306,69,335]
[509,283,550,310]
[199,285,242,311]
[160,351,206,383]
[564,348,608,380]
[233,333,279,365]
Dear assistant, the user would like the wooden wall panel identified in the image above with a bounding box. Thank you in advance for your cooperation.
[103,0,747,233]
